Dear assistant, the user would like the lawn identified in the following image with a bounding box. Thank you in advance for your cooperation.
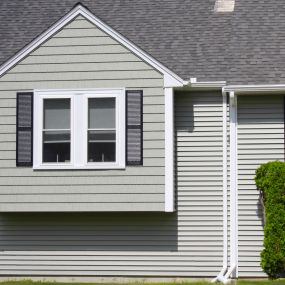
[238,281,285,285]
[0,280,285,285]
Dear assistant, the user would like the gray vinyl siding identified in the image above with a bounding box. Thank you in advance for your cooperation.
[237,95,285,277]
[175,91,224,276]
[0,16,165,212]
[0,90,225,277]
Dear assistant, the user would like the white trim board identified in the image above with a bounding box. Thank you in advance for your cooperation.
[0,4,183,88]
[224,84,285,94]
[164,87,175,212]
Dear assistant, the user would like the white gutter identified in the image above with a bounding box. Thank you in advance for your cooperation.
[184,78,227,89]
[224,84,285,94]
[189,81,227,89]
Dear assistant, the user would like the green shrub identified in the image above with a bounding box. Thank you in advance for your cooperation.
[255,161,285,279]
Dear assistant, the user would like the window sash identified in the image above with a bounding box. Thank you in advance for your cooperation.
[84,94,119,166]
[34,94,74,167]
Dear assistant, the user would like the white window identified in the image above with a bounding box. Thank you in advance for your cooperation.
[33,89,125,169]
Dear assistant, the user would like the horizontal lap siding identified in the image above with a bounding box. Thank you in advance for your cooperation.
[0,209,223,276]
[0,213,180,275]
[237,95,284,277]
[175,91,224,276]
[0,90,225,277]
[0,16,165,212]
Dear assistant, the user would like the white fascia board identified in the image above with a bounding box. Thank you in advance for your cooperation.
[0,4,184,88]
[224,84,285,94]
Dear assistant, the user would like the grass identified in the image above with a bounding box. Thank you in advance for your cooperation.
[238,281,285,285]
[0,280,284,285]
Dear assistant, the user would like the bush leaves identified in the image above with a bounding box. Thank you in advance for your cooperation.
[255,161,285,279]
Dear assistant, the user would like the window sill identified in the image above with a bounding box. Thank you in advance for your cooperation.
[33,163,126,170]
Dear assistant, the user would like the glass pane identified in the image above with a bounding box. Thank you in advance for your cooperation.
[43,131,70,143]
[43,131,70,163]
[88,131,115,162]
[88,130,116,142]
[44,99,70,129]
[88,98,115,129]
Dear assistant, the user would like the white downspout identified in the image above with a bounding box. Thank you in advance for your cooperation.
[212,89,238,283]
[222,89,228,274]
[229,91,238,278]
[212,89,229,283]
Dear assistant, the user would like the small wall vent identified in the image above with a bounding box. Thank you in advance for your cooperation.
[214,0,235,13]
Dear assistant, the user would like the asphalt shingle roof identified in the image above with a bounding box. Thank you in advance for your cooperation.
[0,0,284,85]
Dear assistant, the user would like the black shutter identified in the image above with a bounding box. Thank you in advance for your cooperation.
[16,92,33,167]
[126,90,143,165]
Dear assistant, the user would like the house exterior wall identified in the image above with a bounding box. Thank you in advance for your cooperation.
[237,94,284,277]
[0,16,165,212]
[175,90,224,275]
[0,13,283,278]
[0,90,225,277]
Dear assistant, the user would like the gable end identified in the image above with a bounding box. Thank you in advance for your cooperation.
[0,4,183,88]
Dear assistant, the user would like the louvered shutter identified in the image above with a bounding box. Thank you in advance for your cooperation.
[16,92,33,166]
[126,90,143,165]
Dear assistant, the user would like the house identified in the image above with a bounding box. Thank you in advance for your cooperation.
[0,0,284,282]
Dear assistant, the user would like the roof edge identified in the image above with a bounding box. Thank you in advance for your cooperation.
[0,4,184,87]
[224,84,285,94]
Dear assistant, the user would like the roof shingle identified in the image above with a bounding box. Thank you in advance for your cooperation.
[0,0,284,84]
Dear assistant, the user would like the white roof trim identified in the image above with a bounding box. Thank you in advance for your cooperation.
[180,80,226,90]
[0,4,184,88]
[188,80,226,89]
[224,84,285,94]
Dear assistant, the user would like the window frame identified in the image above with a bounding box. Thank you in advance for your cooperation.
[33,89,125,170]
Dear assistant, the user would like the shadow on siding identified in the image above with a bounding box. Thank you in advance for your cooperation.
[0,212,178,251]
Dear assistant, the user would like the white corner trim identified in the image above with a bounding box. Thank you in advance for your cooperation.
[229,91,238,278]
[165,87,175,212]
[0,4,184,88]
[224,84,285,94]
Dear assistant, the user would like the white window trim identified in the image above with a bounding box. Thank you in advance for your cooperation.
[33,88,125,170]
